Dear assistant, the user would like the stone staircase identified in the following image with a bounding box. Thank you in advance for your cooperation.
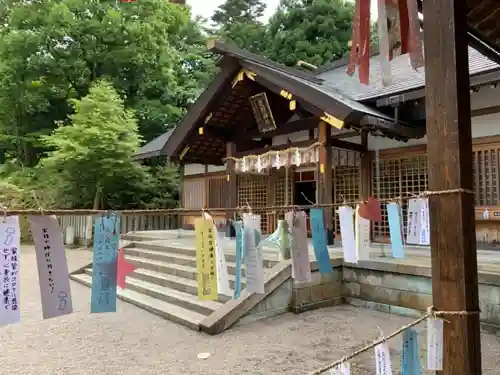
[70,231,285,332]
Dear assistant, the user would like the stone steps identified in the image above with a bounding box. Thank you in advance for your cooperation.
[71,273,206,329]
[70,235,283,332]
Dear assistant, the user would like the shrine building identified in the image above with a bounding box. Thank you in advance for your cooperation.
[135,40,500,246]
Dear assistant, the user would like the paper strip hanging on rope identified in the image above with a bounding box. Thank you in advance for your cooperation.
[338,206,357,264]
[355,205,370,261]
[232,221,243,299]
[195,218,218,300]
[375,341,393,375]
[419,198,430,245]
[310,208,332,275]
[387,203,405,259]
[214,222,232,297]
[243,214,265,294]
[28,215,73,319]
[406,199,421,245]
[0,216,21,326]
[401,328,421,375]
[91,215,119,313]
[285,211,311,282]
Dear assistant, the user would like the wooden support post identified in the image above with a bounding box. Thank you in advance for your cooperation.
[359,131,371,200]
[179,162,185,230]
[423,1,482,374]
[226,142,237,237]
[318,122,334,245]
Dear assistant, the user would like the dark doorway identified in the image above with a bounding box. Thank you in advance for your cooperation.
[294,181,316,236]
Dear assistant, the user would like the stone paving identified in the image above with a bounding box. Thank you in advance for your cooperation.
[4,246,500,375]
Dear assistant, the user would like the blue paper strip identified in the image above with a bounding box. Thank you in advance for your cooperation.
[233,221,243,299]
[401,329,421,375]
[310,208,333,274]
[387,203,405,259]
[91,215,119,313]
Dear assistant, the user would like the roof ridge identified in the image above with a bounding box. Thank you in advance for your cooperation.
[207,39,323,84]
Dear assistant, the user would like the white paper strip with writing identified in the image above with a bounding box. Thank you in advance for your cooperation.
[427,317,444,370]
[419,198,430,245]
[338,206,357,264]
[215,226,232,296]
[374,342,393,375]
[0,216,21,326]
[406,199,421,245]
[243,215,265,294]
[285,211,311,282]
[355,205,371,261]
[29,215,73,319]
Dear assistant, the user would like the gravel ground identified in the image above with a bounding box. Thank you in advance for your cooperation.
[3,247,500,375]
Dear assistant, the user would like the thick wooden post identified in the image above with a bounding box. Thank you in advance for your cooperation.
[359,131,371,200]
[178,162,185,230]
[423,1,482,374]
[226,142,238,237]
[318,122,334,244]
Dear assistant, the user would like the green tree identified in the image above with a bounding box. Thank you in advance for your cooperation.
[210,0,268,53]
[265,0,354,67]
[40,80,149,209]
[0,0,214,166]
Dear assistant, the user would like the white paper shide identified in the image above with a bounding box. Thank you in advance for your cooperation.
[329,362,351,375]
[406,198,430,245]
[0,216,21,326]
[29,215,73,319]
[285,211,311,282]
[355,205,370,261]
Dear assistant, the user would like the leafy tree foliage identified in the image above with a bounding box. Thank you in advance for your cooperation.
[264,0,354,67]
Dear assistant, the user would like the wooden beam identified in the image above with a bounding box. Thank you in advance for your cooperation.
[359,131,371,200]
[330,138,367,152]
[226,142,237,229]
[234,117,321,140]
[423,1,482,374]
[317,121,333,244]
[471,104,500,117]
[234,139,317,158]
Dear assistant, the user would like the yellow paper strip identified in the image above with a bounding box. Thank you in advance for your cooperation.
[195,218,218,300]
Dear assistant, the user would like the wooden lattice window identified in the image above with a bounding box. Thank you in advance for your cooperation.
[334,165,360,233]
[372,155,429,240]
[208,176,230,208]
[183,178,205,209]
[473,147,500,205]
[237,174,268,233]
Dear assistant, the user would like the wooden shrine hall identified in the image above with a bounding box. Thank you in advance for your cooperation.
[140,36,500,246]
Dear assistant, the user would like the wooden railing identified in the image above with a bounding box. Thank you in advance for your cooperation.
[58,213,181,245]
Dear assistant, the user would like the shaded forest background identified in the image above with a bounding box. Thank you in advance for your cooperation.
[0,0,356,210]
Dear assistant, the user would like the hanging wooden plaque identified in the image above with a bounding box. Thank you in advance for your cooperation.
[249,92,277,133]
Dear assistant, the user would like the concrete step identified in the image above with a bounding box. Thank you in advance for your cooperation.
[133,241,280,266]
[123,255,247,290]
[125,248,246,276]
[83,268,236,303]
[70,273,205,330]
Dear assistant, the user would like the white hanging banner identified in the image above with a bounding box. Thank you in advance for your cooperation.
[243,214,265,294]
[338,206,357,264]
[355,205,371,261]
[29,215,73,319]
[427,317,444,370]
[0,216,21,326]
[215,226,232,297]
[375,342,393,375]
[285,211,311,282]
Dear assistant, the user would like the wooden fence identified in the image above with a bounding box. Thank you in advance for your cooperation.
[57,213,181,245]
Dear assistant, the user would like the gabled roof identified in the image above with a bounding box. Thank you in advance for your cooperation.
[317,47,500,102]
[134,129,174,160]
[161,41,422,164]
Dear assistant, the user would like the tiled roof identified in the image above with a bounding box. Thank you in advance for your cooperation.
[134,129,174,160]
[317,47,500,101]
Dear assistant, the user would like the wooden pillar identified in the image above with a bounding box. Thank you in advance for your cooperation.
[359,131,371,200]
[423,1,482,374]
[179,162,185,229]
[226,142,238,236]
[318,121,334,244]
